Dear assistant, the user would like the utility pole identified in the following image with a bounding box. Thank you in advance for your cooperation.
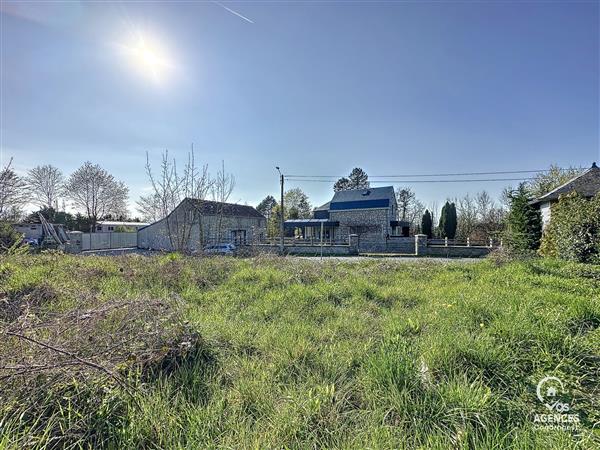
[276,167,284,253]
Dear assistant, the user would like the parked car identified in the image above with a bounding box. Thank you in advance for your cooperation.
[203,243,236,255]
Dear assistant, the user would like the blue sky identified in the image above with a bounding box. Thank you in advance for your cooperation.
[1,1,598,215]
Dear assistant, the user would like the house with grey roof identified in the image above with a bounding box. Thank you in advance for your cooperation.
[530,162,600,228]
[285,186,410,252]
[138,198,266,251]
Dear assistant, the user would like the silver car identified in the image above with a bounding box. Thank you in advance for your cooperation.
[203,243,236,255]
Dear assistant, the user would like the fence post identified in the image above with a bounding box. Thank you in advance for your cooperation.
[500,239,503,248]
[489,237,493,248]
[467,237,471,247]
[444,237,448,247]
[415,234,427,256]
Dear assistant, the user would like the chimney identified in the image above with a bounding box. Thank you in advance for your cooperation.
[593,162,597,168]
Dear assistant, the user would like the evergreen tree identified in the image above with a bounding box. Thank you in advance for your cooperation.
[505,183,542,251]
[333,168,370,191]
[256,196,277,221]
[447,202,457,239]
[439,201,458,239]
[421,210,433,238]
[439,202,448,237]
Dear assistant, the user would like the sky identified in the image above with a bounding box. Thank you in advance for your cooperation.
[1,0,599,216]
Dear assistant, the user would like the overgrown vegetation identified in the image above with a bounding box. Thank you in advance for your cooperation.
[540,193,600,263]
[1,254,598,448]
[0,222,23,253]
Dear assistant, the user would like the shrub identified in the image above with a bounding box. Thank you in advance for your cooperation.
[539,192,600,263]
[0,221,23,252]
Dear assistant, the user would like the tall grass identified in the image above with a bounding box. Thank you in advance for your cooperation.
[1,254,598,448]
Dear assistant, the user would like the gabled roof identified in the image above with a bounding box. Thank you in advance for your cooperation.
[314,201,330,211]
[186,198,265,218]
[97,221,149,227]
[331,186,395,204]
[531,163,600,205]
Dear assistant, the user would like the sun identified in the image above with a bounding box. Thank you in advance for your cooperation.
[119,34,171,83]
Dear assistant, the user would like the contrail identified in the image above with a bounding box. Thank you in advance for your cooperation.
[212,1,254,24]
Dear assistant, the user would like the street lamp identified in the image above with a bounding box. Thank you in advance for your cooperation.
[275,167,284,253]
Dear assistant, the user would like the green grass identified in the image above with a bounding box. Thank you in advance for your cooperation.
[1,253,599,449]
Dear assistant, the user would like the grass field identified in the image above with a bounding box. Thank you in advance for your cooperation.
[0,253,599,449]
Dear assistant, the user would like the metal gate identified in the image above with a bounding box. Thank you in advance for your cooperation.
[81,233,138,251]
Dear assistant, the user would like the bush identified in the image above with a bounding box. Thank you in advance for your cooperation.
[0,221,23,252]
[539,192,600,263]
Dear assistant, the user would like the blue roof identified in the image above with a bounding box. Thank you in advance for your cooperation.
[329,186,395,211]
[331,186,395,204]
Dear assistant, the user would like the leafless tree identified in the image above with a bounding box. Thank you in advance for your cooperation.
[211,160,235,242]
[456,194,478,240]
[0,158,28,220]
[456,191,506,241]
[145,149,212,250]
[26,164,64,209]
[406,199,425,234]
[135,193,163,223]
[64,162,129,232]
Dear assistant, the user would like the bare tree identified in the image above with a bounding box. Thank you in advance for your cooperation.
[0,158,28,220]
[136,193,163,223]
[64,162,129,232]
[145,149,212,250]
[406,199,425,234]
[456,191,506,241]
[26,164,64,209]
[211,160,235,242]
[456,194,478,240]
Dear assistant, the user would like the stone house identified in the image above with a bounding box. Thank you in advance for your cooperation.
[285,186,410,252]
[138,198,266,251]
[530,162,600,229]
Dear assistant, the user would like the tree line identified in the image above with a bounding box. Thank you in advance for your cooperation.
[0,150,236,234]
[0,155,582,247]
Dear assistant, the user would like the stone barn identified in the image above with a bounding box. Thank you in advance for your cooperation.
[138,198,266,251]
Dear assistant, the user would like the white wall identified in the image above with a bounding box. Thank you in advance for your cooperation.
[540,202,552,229]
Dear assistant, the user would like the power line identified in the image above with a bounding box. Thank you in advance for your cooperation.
[285,169,553,178]
[285,177,535,183]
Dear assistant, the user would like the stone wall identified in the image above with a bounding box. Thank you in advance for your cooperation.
[329,208,393,252]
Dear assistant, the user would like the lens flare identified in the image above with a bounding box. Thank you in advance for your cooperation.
[119,34,171,83]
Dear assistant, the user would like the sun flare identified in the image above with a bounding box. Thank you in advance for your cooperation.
[120,34,171,83]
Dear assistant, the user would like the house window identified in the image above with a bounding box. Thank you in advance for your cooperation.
[108,226,114,231]
[30,225,37,230]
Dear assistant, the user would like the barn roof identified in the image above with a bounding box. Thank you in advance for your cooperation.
[530,163,600,205]
[186,198,265,218]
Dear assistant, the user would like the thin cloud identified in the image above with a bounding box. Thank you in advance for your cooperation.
[212,1,254,24]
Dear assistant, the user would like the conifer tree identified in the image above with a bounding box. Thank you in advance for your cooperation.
[505,183,542,251]
[421,209,433,238]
